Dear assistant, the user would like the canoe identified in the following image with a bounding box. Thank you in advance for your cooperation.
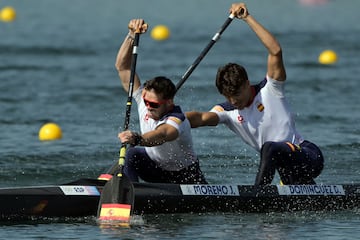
[1,179,359,220]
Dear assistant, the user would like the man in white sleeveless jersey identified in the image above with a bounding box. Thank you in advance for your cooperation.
[116,19,207,184]
[187,3,324,185]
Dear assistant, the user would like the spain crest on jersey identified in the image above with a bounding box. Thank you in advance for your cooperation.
[257,103,264,112]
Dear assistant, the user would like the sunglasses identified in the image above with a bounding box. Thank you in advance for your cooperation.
[142,97,167,109]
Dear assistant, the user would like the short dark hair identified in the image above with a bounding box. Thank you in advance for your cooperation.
[215,63,248,96]
[144,76,176,99]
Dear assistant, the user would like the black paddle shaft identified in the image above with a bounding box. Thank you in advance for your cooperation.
[175,14,235,92]
[108,32,141,177]
[123,32,140,132]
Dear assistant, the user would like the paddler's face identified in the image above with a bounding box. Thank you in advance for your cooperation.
[142,89,171,120]
[224,80,251,110]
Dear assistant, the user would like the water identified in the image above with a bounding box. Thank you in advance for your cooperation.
[0,0,359,239]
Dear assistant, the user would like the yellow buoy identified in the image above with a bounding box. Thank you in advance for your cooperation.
[39,123,62,141]
[318,50,338,65]
[151,25,170,41]
[0,6,16,22]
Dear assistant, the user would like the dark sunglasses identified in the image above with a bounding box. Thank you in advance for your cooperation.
[142,97,167,109]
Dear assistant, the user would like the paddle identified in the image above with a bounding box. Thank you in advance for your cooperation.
[96,14,236,223]
[97,28,142,225]
[175,13,235,91]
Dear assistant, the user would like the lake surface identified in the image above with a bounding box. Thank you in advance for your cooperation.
[0,0,359,239]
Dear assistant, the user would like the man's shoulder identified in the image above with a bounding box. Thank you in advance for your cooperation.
[216,102,237,111]
[162,106,186,122]
[253,78,267,94]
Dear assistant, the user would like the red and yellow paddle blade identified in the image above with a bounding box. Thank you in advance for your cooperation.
[97,174,134,226]
[98,203,131,222]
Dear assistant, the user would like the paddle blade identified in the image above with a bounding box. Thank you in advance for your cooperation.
[97,174,134,224]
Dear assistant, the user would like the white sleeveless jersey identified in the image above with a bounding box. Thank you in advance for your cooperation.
[134,87,197,171]
[211,76,304,152]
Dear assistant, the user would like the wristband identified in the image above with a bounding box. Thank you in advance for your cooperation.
[127,33,135,40]
[133,132,143,146]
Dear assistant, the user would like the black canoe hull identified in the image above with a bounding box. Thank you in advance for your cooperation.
[0,180,359,220]
[133,183,360,214]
